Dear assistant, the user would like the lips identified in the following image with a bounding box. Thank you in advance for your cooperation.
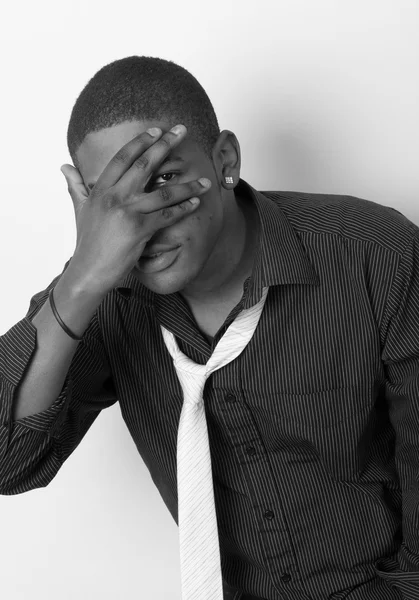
[144,251,163,259]
[142,244,181,258]
[137,245,182,274]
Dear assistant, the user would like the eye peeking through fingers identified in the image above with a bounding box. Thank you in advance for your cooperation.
[149,172,178,187]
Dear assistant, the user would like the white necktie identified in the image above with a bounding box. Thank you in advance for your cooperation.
[160,286,269,600]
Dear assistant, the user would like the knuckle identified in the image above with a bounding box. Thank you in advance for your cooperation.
[126,191,140,204]
[159,185,174,203]
[102,191,119,210]
[161,206,174,220]
[113,147,130,164]
[132,155,149,171]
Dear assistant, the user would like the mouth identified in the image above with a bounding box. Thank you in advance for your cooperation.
[137,245,182,274]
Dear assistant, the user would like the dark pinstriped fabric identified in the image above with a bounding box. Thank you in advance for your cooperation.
[1,177,419,600]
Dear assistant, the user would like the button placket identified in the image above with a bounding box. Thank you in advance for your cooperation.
[219,382,304,595]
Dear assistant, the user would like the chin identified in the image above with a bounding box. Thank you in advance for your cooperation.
[133,266,200,296]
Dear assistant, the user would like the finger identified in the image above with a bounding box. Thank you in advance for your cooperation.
[60,164,89,215]
[125,178,212,214]
[138,196,202,234]
[115,124,188,195]
[92,127,165,192]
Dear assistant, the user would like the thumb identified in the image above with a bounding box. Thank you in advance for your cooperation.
[60,164,89,218]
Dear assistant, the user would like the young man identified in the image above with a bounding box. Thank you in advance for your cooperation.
[1,56,418,600]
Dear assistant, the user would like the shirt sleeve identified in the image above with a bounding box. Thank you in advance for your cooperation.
[0,258,118,495]
[374,229,419,599]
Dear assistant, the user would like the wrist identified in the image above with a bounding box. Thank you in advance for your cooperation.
[63,255,114,299]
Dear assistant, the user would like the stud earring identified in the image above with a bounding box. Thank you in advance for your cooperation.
[225,176,234,184]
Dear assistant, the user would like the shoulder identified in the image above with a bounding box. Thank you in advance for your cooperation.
[260,189,419,257]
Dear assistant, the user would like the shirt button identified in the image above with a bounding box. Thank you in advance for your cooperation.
[280,573,291,583]
[246,446,256,455]
[225,393,236,403]
[264,509,274,520]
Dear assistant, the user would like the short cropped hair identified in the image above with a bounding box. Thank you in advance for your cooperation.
[66,55,221,170]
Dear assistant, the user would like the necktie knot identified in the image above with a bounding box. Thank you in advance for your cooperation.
[172,357,209,405]
[173,354,208,376]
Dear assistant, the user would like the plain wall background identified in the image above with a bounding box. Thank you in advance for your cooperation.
[0,1,418,598]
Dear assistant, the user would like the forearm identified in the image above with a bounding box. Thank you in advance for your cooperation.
[12,264,108,421]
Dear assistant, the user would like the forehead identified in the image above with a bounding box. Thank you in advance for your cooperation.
[75,119,200,187]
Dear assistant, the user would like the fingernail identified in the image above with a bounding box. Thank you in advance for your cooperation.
[147,127,162,137]
[170,124,185,135]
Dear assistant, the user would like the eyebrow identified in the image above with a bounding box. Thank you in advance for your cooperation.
[87,154,185,190]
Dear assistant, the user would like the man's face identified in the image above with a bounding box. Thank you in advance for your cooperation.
[76,119,233,296]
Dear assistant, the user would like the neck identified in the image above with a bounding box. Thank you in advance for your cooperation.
[180,192,259,307]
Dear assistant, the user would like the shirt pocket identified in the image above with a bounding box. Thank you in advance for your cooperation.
[273,384,375,482]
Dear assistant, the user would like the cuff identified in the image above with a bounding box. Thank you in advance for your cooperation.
[0,365,73,461]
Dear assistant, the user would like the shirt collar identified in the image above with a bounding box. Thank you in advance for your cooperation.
[114,177,320,305]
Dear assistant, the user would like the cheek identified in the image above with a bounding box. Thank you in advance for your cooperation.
[198,192,223,228]
[176,192,223,251]
[187,207,221,245]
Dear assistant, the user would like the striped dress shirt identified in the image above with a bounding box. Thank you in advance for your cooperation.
[1,177,419,600]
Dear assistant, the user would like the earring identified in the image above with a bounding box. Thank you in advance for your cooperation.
[225,176,234,184]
